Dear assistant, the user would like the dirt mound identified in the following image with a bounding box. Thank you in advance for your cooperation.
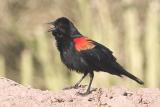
[0,77,159,107]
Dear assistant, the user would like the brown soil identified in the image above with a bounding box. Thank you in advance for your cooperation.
[0,77,160,107]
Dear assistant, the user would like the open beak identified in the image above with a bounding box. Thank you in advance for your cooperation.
[47,22,55,32]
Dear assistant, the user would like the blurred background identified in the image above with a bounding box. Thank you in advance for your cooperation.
[0,0,159,90]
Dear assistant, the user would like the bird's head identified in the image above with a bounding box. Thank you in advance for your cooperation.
[48,17,81,38]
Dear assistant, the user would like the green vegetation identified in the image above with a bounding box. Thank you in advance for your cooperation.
[0,0,159,90]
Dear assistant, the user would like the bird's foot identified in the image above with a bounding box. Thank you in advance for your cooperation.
[63,86,75,90]
[91,88,97,92]
[71,83,85,89]
[73,84,79,89]
[63,84,80,90]
[77,88,97,96]
[77,90,91,96]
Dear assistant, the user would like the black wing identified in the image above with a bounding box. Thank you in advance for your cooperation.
[79,40,144,84]
[79,41,117,73]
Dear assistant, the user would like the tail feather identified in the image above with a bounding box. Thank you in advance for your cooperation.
[122,70,144,85]
[113,62,144,85]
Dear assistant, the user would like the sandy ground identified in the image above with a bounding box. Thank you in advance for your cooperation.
[0,77,160,107]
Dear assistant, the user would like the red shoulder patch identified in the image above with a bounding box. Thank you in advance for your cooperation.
[73,36,95,52]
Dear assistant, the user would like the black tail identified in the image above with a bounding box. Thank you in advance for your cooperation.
[122,70,144,85]
[113,62,144,85]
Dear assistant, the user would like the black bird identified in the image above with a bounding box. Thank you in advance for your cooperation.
[48,17,144,95]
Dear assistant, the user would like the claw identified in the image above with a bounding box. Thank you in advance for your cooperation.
[77,90,91,96]
[63,84,80,90]
[63,86,74,90]
[73,84,79,89]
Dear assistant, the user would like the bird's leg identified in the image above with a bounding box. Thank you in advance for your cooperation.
[73,72,88,88]
[79,72,94,95]
[86,72,94,94]
[63,72,88,90]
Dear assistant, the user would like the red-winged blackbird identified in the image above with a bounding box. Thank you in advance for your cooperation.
[48,17,144,95]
